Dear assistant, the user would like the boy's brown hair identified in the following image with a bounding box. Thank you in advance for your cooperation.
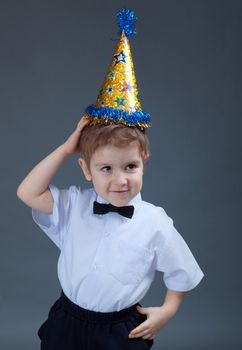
[79,124,150,170]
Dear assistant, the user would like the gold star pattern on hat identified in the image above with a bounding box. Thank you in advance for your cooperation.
[96,31,142,114]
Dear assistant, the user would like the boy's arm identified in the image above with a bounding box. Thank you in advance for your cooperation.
[161,289,187,317]
[16,117,89,213]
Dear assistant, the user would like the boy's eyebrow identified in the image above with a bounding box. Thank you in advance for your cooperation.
[95,163,111,166]
[95,159,142,166]
[125,159,142,164]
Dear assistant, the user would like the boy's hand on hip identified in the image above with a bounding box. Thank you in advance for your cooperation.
[128,305,174,340]
[62,116,90,156]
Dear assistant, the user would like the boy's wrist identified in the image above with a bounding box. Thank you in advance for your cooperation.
[159,303,177,318]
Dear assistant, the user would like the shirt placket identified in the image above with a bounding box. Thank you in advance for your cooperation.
[91,214,120,273]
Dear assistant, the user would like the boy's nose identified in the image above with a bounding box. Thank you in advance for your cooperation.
[113,172,127,186]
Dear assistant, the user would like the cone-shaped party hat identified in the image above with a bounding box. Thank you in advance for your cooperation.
[83,8,151,129]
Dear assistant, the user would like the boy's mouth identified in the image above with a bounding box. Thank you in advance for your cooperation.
[111,190,128,193]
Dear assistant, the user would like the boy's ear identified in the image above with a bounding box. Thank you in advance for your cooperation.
[78,158,92,181]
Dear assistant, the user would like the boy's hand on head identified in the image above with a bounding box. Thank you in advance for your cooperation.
[62,116,90,156]
[128,305,175,341]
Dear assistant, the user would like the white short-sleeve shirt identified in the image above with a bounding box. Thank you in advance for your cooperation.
[32,184,204,312]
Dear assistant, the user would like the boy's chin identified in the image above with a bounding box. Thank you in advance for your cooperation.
[107,194,134,207]
[95,191,133,207]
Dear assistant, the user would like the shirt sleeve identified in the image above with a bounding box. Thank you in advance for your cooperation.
[155,209,204,292]
[32,183,74,249]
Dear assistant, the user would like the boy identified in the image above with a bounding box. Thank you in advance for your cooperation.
[17,8,204,349]
[17,117,204,350]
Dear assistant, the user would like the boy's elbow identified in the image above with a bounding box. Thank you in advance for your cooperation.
[16,187,23,201]
[16,185,27,202]
[16,187,33,208]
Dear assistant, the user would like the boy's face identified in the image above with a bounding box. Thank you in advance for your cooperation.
[79,142,144,207]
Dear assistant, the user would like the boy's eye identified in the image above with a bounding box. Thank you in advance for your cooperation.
[126,164,137,170]
[101,166,111,172]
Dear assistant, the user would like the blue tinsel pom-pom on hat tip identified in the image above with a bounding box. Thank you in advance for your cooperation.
[116,8,137,37]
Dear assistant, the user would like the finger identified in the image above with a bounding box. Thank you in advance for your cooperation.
[78,117,89,125]
[129,326,146,337]
[129,328,150,338]
[78,114,89,122]
[130,320,148,335]
[77,117,90,129]
[81,115,90,123]
[142,332,154,340]
[129,326,138,335]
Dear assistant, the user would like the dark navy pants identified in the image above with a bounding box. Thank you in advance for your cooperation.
[38,290,154,350]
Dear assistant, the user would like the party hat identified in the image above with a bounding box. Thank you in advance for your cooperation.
[83,8,151,129]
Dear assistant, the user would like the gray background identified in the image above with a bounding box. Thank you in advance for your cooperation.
[1,0,242,349]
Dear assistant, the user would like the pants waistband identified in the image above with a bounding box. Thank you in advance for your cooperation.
[60,290,141,324]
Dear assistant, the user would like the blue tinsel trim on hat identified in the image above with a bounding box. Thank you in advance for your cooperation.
[116,8,137,37]
[85,105,151,126]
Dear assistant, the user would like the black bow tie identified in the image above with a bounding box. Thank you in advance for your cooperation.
[93,201,134,219]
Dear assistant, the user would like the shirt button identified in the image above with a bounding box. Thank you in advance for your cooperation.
[93,264,97,270]
[83,303,87,308]
[104,232,110,237]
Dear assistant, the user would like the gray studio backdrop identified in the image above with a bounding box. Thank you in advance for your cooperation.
[1,0,242,349]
